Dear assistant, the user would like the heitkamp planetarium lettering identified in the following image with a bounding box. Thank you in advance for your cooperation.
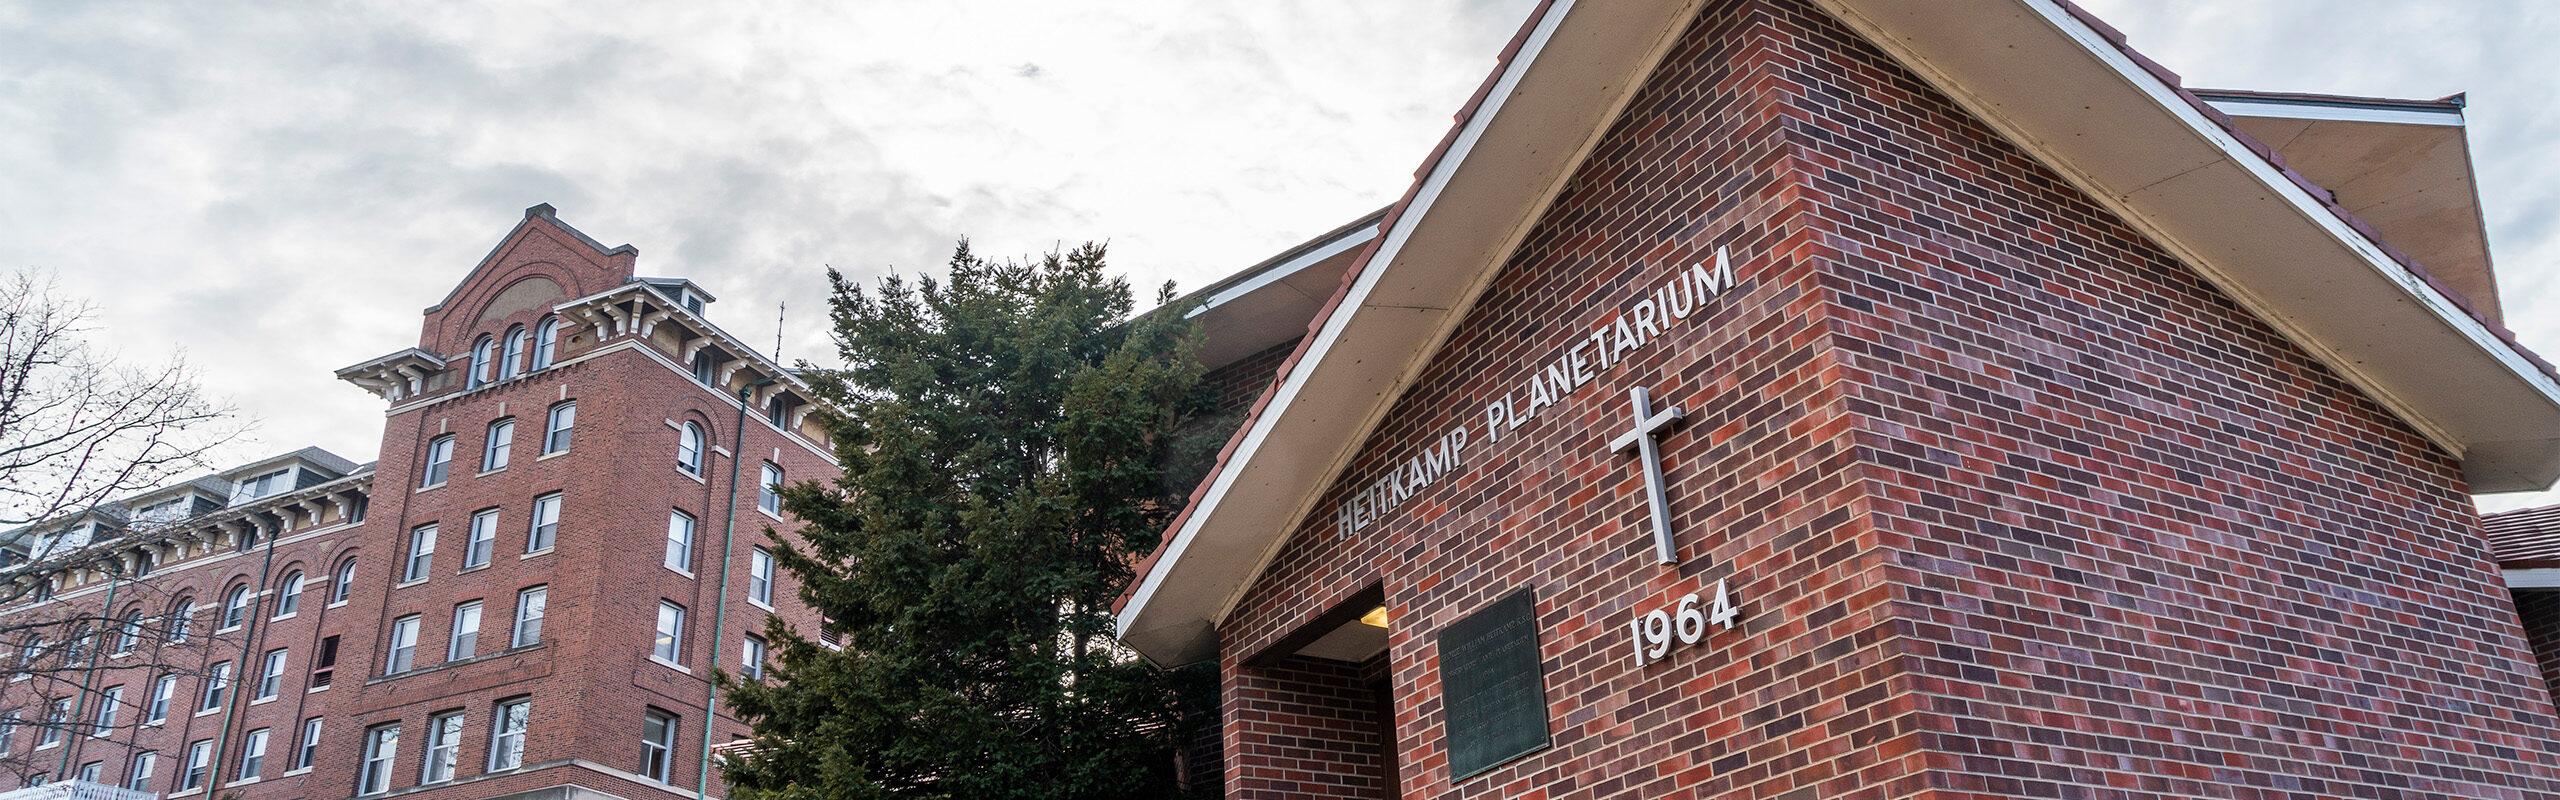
[1333,247,1741,539]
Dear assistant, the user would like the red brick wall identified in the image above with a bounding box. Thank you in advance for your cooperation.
[1224,655,1392,800]
[1218,1,2560,798]
[2520,591,2560,700]
[0,217,837,800]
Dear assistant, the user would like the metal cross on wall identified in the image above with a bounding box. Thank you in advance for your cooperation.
[1609,386,1685,565]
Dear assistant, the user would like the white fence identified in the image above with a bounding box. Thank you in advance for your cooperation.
[0,780,155,800]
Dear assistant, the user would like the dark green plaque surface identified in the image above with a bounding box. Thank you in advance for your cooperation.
[1437,587,1550,780]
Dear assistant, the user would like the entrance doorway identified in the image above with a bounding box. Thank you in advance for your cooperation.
[1234,585,1401,799]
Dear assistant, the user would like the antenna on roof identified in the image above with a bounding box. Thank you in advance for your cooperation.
[774,300,786,363]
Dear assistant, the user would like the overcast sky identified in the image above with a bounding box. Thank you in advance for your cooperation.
[6,1,2559,511]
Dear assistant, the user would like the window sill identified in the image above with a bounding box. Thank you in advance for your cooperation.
[747,599,773,613]
[395,578,428,590]
[537,450,569,462]
[307,684,329,694]
[648,656,691,675]
[168,789,203,798]
[195,708,221,718]
[459,563,490,575]
[33,742,57,751]
[251,696,276,706]
[476,467,507,478]
[216,625,243,635]
[271,612,296,622]
[229,777,261,787]
[415,483,446,494]
[328,600,349,610]
[665,565,694,579]
[281,767,312,777]
[757,508,784,522]
[143,720,165,728]
[521,548,553,560]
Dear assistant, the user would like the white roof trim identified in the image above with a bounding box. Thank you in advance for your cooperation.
[1186,224,1381,320]
[2507,568,2560,590]
[2203,98,2464,127]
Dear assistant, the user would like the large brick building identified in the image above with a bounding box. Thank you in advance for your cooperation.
[1122,1,2560,798]
[0,205,838,800]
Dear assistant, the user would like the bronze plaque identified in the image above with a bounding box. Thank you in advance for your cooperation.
[1438,587,1549,779]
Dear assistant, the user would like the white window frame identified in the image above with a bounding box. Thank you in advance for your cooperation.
[652,601,685,664]
[749,547,775,608]
[501,325,528,380]
[449,601,482,662]
[527,493,560,554]
[664,510,695,574]
[421,434,455,488]
[91,685,120,736]
[483,418,514,473]
[274,571,303,618]
[403,524,436,583]
[640,710,677,783]
[386,616,421,674]
[469,336,496,389]
[219,584,251,632]
[741,635,766,682]
[421,711,463,785]
[181,739,212,790]
[543,401,575,454]
[512,586,547,648]
[758,462,783,516]
[488,698,529,772]
[239,726,269,780]
[146,675,174,724]
[295,716,322,771]
[465,509,498,570]
[532,316,559,370]
[257,648,287,701]
[125,751,154,792]
[359,724,399,796]
[677,423,704,476]
[331,559,357,606]
[198,661,230,713]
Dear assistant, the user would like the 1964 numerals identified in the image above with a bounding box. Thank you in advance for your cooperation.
[1628,580,1739,666]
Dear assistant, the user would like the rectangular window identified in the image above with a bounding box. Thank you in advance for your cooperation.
[449,601,482,662]
[527,493,560,553]
[759,462,783,515]
[147,675,174,723]
[311,635,340,688]
[258,648,287,700]
[640,709,677,783]
[199,661,230,713]
[387,616,420,674]
[421,711,462,784]
[239,727,269,780]
[488,698,529,772]
[466,508,498,569]
[664,510,695,573]
[295,716,323,771]
[741,635,767,681]
[749,547,775,607]
[0,711,16,755]
[76,761,99,784]
[359,724,399,796]
[421,435,454,487]
[38,699,66,746]
[653,602,685,663]
[404,524,436,583]
[181,739,211,790]
[92,685,121,735]
[543,401,575,454]
[512,586,547,648]
[483,418,514,472]
[124,751,154,792]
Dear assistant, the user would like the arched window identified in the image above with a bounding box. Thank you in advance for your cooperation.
[274,571,304,618]
[470,336,496,389]
[330,558,357,606]
[532,316,560,370]
[220,584,252,631]
[501,326,529,379]
[169,598,195,643]
[676,423,704,476]
[114,607,143,654]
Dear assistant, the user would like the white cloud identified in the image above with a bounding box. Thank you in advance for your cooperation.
[7,1,2558,516]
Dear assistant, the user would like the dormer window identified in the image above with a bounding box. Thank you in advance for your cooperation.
[232,469,293,505]
[532,316,560,370]
[470,336,497,389]
[683,292,705,315]
[692,350,717,386]
[501,325,529,380]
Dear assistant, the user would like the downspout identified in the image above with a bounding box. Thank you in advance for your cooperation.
[698,378,773,800]
[53,565,120,779]
[204,514,283,797]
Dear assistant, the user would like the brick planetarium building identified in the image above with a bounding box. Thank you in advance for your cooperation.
[1118,0,2560,798]
[0,206,838,800]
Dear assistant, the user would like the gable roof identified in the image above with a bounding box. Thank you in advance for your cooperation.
[1115,0,2560,666]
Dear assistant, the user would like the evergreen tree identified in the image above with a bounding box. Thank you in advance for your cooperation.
[723,241,1212,800]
